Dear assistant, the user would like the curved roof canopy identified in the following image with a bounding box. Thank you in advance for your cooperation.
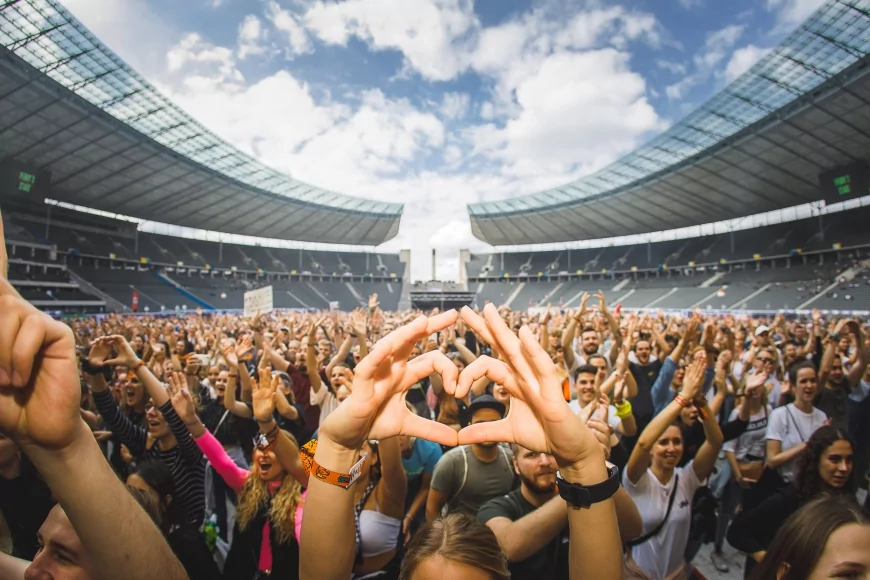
[0,0,401,245]
[469,0,870,246]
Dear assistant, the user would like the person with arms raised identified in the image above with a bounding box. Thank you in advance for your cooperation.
[622,353,724,580]
[86,334,207,527]
[171,367,307,580]
[300,305,623,580]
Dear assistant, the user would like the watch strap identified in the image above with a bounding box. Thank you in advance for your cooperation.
[556,465,620,508]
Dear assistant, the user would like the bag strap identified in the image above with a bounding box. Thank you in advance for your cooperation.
[625,474,679,548]
[784,404,808,441]
[214,409,230,434]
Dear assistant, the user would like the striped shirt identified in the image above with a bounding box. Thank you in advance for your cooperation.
[94,389,206,527]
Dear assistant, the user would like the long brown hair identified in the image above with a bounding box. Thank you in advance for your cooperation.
[399,513,509,579]
[748,495,868,580]
[795,426,855,501]
[235,431,304,544]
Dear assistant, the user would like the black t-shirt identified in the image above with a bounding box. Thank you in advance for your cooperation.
[815,381,849,431]
[629,359,664,424]
[478,489,569,580]
[0,457,56,560]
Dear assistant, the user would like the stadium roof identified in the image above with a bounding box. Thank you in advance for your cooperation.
[0,0,401,246]
[469,0,870,246]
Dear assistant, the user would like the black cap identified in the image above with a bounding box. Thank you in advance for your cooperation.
[467,394,506,418]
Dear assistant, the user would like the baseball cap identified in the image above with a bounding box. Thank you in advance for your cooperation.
[755,325,770,337]
[467,394,506,418]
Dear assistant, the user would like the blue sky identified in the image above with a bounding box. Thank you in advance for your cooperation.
[61,0,826,281]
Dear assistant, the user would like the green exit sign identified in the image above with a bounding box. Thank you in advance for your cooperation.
[833,174,852,195]
[18,171,37,192]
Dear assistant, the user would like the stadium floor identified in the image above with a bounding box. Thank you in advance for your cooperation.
[694,542,744,580]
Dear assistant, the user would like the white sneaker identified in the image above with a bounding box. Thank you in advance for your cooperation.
[711,550,730,573]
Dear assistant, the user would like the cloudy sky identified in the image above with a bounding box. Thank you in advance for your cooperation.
[61,0,825,281]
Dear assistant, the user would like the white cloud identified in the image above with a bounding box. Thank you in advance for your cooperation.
[695,24,744,69]
[656,59,687,75]
[59,0,674,281]
[665,24,745,100]
[439,92,470,120]
[166,33,243,88]
[766,0,826,29]
[237,15,267,59]
[304,0,478,81]
[267,1,312,56]
[723,44,771,82]
[470,49,663,178]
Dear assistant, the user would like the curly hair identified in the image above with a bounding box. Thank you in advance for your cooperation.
[235,431,304,544]
[794,425,855,501]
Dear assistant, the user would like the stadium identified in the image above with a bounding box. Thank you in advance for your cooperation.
[2,0,870,316]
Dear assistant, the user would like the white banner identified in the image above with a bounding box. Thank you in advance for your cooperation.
[244,286,273,317]
[329,301,340,311]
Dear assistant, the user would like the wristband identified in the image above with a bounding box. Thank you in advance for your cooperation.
[615,400,633,419]
[125,360,146,381]
[256,417,276,425]
[674,394,690,408]
[299,439,367,489]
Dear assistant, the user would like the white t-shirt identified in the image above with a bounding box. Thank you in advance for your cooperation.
[623,462,705,580]
[568,399,622,438]
[765,403,827,483]
[851,380,870,403]
[310,384,340,425]
[723,406,771,461]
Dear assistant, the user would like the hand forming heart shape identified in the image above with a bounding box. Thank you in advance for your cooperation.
[316,303,604,470]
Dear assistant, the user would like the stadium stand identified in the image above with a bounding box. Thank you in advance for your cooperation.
[4,216,107,313]
[466,207,870,312]
[3,202,405,313]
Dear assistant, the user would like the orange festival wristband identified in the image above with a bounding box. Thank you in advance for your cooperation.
[300,439,367,489]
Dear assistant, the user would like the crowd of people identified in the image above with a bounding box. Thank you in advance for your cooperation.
[1,220,869,579]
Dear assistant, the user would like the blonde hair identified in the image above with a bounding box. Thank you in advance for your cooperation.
[235,431,304,544]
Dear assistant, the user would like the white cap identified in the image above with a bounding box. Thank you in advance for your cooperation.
[755,325,770,337]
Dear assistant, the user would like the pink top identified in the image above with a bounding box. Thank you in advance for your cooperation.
[195,429,304,571]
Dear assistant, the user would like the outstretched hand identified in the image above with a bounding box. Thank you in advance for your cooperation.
[252,368,279,423]
[317,310,461,450]
[455,304,604,470]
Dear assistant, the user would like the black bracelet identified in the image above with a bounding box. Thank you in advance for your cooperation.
[256,417,275,425]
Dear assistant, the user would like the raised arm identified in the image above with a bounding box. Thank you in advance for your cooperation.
[86,343,148,456]
[168,375,249,491]
[253,369,308,486]
[0,280,187,580]
[221,346,253,418]
[307,321,325,393]
[458,305,622,580]
[627,356,705,484]
[844,320,867,387]
[691,398,724,481]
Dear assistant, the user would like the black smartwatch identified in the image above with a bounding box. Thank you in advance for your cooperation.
[556,465,620,509]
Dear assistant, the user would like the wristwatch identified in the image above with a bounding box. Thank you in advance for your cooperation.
[556,465,620,508]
